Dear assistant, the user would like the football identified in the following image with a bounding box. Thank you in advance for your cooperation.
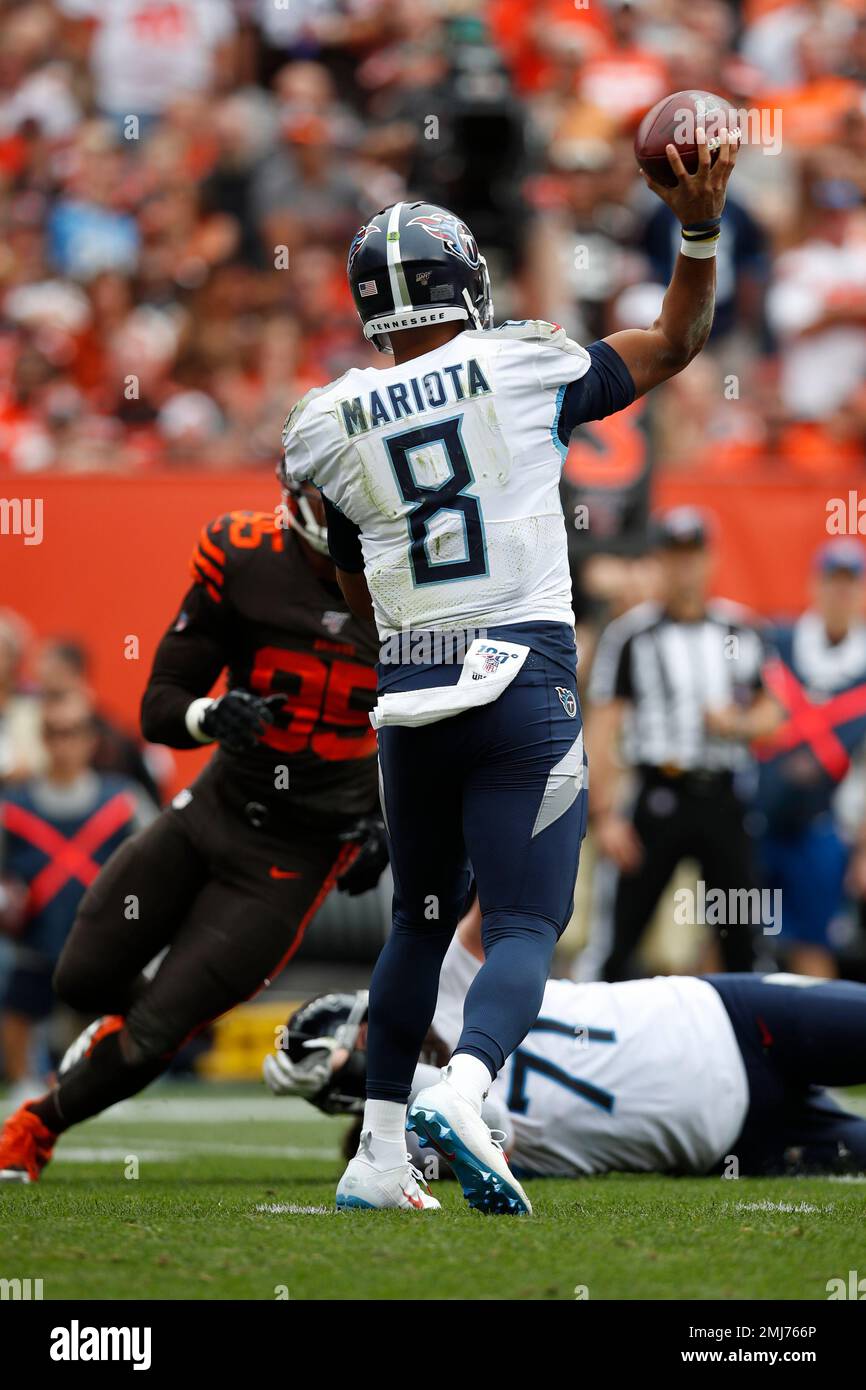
[634,89,740,188]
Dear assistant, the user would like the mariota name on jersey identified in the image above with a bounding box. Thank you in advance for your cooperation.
[337,358,492,439]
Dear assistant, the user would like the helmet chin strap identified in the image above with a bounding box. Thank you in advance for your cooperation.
[463,256,494,331]
[462,287,482,330]
[334,990,369,1053]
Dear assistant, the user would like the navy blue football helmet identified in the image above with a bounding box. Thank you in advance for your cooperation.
[284,990,368,1116]
[347,200,493,353]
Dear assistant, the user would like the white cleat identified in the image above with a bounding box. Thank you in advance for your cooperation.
[335,1131,440,1212]
[408,1073,532,1216]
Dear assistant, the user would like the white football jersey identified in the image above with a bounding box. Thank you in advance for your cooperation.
[281,322,592,638]
[431,939,750,1177]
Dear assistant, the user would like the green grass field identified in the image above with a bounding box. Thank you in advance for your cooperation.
[1,1083,864,1301]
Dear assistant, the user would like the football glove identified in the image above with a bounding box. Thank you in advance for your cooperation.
[198,690,284,754]
[262,1039,336,1099]
[335,814,389,896]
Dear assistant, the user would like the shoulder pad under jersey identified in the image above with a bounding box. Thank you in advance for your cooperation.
[487,319,579,350]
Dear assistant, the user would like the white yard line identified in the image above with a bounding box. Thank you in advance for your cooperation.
[56,1147,185,1163]
[0,1095,320,1124]
[734,1200,827,1214]
[254,1203,334,1216]
[86,1096,316,1123]
[56,1142,337,1163]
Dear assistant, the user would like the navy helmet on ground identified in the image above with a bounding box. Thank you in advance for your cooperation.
[346,200,493,353]
[284,990,368,1115]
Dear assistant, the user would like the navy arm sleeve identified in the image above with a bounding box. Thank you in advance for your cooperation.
[557,340,636,448]
[322,494,365,573]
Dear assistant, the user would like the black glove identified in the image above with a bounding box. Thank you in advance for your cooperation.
[336,814,389,896]
[200,690,284,754]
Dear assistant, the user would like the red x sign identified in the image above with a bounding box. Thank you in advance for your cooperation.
[2,793,136,915]
[753,659,866,781]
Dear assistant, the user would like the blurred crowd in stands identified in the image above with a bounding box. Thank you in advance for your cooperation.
[0,610,168,795]
[0,610,164,1089]
[0,0,864,479]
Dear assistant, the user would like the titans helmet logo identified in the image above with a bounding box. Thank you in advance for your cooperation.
[347,222,381,272]
[407,213,481,269]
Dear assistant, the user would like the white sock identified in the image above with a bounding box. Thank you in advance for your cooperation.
[446,1053,493,1112]
[359,1099,407,1168]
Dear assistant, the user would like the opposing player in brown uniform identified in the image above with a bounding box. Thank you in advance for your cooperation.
[0,485,383,1181]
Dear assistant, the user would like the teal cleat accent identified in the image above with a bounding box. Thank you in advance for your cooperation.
[335,1194,378,1211]
[408,1105,531,1216]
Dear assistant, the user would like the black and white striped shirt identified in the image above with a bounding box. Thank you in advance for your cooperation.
[588,600,767,772]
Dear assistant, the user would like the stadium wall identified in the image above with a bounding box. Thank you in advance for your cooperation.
[2,471,274,793]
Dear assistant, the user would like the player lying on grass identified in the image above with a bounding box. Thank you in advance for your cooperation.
[280,126,738,1212]
[0,486,387,1183]
[266,900,866,1180]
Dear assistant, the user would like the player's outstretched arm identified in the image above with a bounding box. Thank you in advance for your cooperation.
[604,126,738,399]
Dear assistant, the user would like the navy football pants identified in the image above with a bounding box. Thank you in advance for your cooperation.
[709,973,866,1174]
[366,651,588,1102]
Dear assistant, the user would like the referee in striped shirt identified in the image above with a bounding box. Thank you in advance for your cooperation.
[579,507,780,981]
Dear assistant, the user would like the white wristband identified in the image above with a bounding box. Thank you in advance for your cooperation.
[680,238,718,259]
[185,697,215,744]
